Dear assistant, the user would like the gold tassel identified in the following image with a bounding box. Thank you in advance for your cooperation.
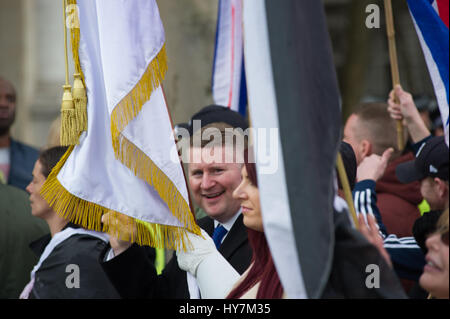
[72,73,87,132]
[60,84,78,146]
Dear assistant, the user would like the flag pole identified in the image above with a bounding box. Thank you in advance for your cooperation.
[384,0,405,151]
[336,152,359,229]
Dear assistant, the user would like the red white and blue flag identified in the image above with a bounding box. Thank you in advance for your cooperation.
[211,0,247,116]
[407,0,449,146]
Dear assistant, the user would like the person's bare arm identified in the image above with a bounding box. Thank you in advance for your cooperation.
[387,85,430,143]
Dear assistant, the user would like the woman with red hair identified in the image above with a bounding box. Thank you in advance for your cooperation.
[177,150,285,299]
[226,155,284,298]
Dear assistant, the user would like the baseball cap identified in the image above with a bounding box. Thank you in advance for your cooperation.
[396,136,449,183]
[186,104,248,136]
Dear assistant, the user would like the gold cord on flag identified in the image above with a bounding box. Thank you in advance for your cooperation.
[60,0,78,146]
[67,0,88,133]
[60,0,87,146]
[384,0,405,152]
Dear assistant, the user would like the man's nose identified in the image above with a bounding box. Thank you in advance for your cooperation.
[0,96,7,106]
[25,183,32,195]
[201,173,216,189]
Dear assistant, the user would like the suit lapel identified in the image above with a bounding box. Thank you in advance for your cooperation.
[198,216,215,237]
[219,214,247,259]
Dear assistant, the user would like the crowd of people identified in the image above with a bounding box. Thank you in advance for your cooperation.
[0,73,448,299]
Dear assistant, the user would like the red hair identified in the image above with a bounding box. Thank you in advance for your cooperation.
[227,150,283,298]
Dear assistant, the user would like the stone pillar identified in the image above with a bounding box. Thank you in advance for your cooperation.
[156,0,218,126]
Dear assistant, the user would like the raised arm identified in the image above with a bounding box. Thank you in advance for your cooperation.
[387,85,431,143]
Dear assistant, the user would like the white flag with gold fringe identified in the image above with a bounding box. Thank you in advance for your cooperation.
[42,0,200,249]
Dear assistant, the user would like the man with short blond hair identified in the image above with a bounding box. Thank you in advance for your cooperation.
[101,105,252,298]
[344,102,422,237]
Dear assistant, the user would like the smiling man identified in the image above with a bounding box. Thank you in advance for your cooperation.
[187,119,250,262]
[101,105,253,299]
[0,76,38,190]
[189,127,244,222]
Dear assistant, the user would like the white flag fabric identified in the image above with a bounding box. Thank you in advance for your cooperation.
[243,0,340,298]
[242,0,307,299]
[42,0,200,249]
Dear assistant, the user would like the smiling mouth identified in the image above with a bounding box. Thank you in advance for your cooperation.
[425,256,442,272]
[241,206,252,212]
[0,108,10,118]
[202,191,225,199]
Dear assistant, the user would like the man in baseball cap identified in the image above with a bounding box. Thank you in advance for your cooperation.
[396,136,449,211]
[186,104,249,136]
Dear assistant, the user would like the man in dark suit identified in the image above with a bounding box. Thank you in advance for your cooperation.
[101,105,252,298]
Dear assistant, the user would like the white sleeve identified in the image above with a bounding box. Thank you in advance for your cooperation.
[195,250,240,299]
[176,229,241,299]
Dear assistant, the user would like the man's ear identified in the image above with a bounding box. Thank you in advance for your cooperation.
[359,140,372,160]
[434,178,448,199]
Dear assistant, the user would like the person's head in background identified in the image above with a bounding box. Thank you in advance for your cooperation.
[419,208,449,299]
[413,95,445,137]
[396,136,449,211]
[0,77,17,139]
[185,105,249,224]
[26,146,68,235]
[229,148,283,298]
[46,116,61,148]
[343,102,406,165]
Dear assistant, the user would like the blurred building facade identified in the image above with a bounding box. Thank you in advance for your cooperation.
[0,0,434,149]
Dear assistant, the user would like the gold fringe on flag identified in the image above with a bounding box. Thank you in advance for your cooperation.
[40,146,197,250]
[49,4,199,249]
[108,44,200,242]
[110,44,168,142]
[112,133,200,240]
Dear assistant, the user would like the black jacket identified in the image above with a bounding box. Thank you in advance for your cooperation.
[29,223,120,299]
[101,214,252,298]
[321,211,407,299]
